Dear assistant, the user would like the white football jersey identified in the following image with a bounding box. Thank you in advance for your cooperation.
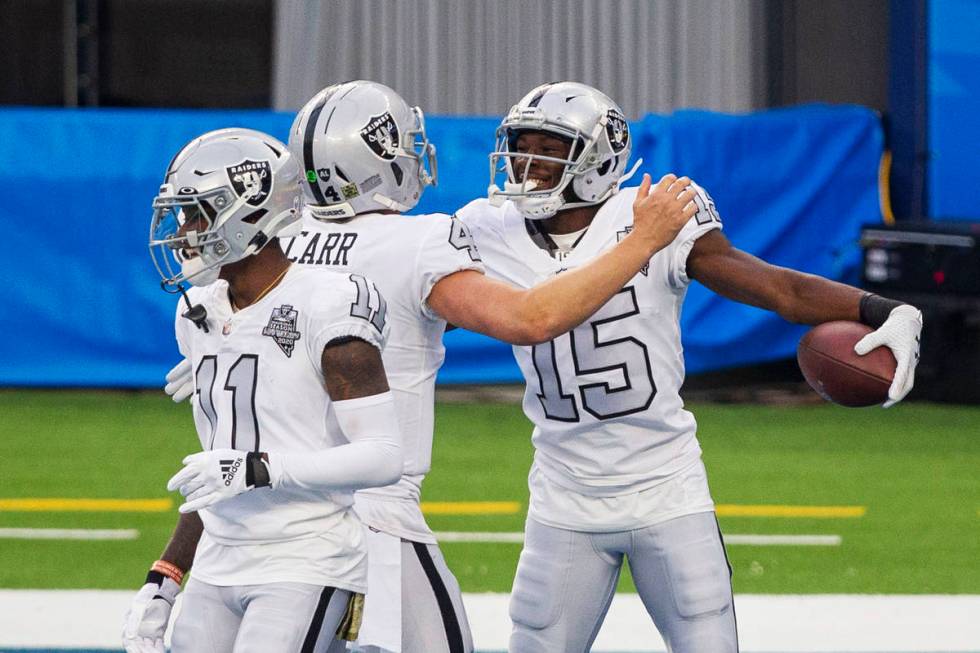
[175,265,388,589]
[280,209,484,542]
[457,184,722,528]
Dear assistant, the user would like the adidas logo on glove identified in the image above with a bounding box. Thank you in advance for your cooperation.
[220,457,243,486]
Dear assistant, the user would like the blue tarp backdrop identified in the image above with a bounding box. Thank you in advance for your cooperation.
[0,104,882,387]
[928,0,980,221]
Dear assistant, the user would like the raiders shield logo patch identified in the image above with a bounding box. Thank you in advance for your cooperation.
[262,304,302,357]
[606,110,629,154]
[360,112,400,160]
[226,159,273,207]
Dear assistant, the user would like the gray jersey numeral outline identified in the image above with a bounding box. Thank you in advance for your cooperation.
[532,286,657,421]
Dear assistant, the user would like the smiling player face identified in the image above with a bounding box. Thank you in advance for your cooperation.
[512,131,573,191]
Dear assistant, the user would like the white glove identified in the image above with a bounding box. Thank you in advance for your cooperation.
[167,449,264,513]
[854,304,923,408]
[164,359,193,403]
[122,576,180,653]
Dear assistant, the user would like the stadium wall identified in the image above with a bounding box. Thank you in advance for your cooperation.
[0,105,883,387]
[272,0,770,117]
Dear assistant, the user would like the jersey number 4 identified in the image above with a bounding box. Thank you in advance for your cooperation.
[195,354,260,451]
[532,287,656,421]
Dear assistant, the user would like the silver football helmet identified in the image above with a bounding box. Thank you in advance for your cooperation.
[149,128,302,290]
[488,81,639,219]
[288,80,437,220]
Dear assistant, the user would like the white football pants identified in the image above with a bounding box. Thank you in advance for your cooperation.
[351,530,473,653]
[509,511,738,653]
[171,578,352,653]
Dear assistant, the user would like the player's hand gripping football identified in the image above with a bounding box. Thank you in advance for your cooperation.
[167,449,268,513]
[164,359,193,403]
[854,304,923,407]
[630,173,698,253]
[122,576,180,653]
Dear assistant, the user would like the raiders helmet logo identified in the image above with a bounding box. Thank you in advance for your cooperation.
[606,110,629,154]
[226,159,272,207]
[360,112,400,160]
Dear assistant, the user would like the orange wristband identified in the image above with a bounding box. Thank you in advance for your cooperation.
[150,559,185,585]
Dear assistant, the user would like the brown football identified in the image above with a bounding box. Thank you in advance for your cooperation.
[797,321,896,407]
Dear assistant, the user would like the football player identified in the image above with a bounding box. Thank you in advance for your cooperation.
[132,82,699,653]
[456,81,923,652]
[124,128,403,653]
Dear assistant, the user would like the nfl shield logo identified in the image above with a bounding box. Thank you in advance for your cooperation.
[606,110,629,154]
[226,159,273,207]
[359,112,400,160]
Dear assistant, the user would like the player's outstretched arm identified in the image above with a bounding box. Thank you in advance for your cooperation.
[687,230,923,406]
[167,338,402,512]
[428,173,697,345]
[122,512,202,653]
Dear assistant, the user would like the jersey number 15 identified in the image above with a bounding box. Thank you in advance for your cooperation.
[532,286,657,422]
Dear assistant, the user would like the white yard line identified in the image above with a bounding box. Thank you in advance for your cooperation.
[435,532,841,546]
[1,591,978,651]
[0,528,139,540]
[436,531,525,543]
[725,534,841,546]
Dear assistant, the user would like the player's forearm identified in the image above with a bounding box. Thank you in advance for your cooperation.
[515,231,657,342]
[159,511,203,572]
[771,270,866,325]
[691,239,866,326]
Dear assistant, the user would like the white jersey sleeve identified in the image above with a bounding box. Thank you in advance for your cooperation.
[666,182,723,289]
[174,301,191,359]
[303,272,389,366]
[417,214,485,320]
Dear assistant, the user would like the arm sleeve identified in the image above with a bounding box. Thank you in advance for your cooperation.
[418,215,486,320]
[265,391,402,491]
[667,182,724,289]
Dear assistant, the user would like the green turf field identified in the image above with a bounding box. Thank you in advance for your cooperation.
[1,390,977,594]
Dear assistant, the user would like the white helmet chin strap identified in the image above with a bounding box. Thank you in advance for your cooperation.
[615,158,643,190]
[240,208,297,257]
[488,179,540,207]
[371,192,413,213]
[511,189,565,219]
[181,255,221,287]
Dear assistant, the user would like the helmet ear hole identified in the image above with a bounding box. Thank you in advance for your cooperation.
[390,162,404,186]
[597,160,611,176]
[242,209,267,225]
[199,200,218,222]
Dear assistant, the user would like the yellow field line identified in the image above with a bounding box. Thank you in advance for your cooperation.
[421,501,522,515]
[716,504,866,518]
[0,498,865,518]
[0,498,173,512]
